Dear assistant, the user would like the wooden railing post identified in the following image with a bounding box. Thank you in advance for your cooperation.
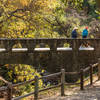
[7,82,12,100]
[90,65,93,85]
[80,69,84,90]
[98,58,100,80]
[34,76,39,100]
[61,69,65,96]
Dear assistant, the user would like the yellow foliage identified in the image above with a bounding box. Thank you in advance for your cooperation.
[19,0,31,6]
[42,69,45,73]
[5,64,9,67]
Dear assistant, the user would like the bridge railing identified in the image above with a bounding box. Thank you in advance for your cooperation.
[0,38,99,52]
[0,60,99,100]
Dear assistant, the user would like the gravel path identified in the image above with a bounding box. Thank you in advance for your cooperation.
[40,80,100,100]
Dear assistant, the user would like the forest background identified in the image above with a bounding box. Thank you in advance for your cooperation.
[0,0,100,96]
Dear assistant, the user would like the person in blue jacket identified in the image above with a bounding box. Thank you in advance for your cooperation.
[82,26,88,38]
[71,27,78,38]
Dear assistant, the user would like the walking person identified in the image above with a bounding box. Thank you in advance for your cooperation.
[71,27,78,38]
[82,26,89,47]
[82,26,88,38]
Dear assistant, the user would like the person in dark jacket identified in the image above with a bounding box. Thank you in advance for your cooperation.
[82,26,88,38]
[71,27,78,38]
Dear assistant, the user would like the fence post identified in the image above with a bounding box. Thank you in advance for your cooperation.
[98,58,100,80]
[7,82,12,100]
[90,64,93,85]
[80,69,84,90]
[61,69,65,96]
[34,76,39,100]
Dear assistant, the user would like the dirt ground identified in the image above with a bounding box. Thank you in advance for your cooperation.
[40,80,100,100]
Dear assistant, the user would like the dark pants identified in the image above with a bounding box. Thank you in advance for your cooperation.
[82,36,87,38]
[72,35,77,38]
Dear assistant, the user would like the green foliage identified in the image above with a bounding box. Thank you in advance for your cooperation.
[0,0,100,96]
[0,0,98,38]
[0,64,43,96]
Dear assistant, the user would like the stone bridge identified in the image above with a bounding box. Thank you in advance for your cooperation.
[0,38,100,73]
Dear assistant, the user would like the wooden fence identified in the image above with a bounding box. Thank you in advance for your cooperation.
[0,61,100,100]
